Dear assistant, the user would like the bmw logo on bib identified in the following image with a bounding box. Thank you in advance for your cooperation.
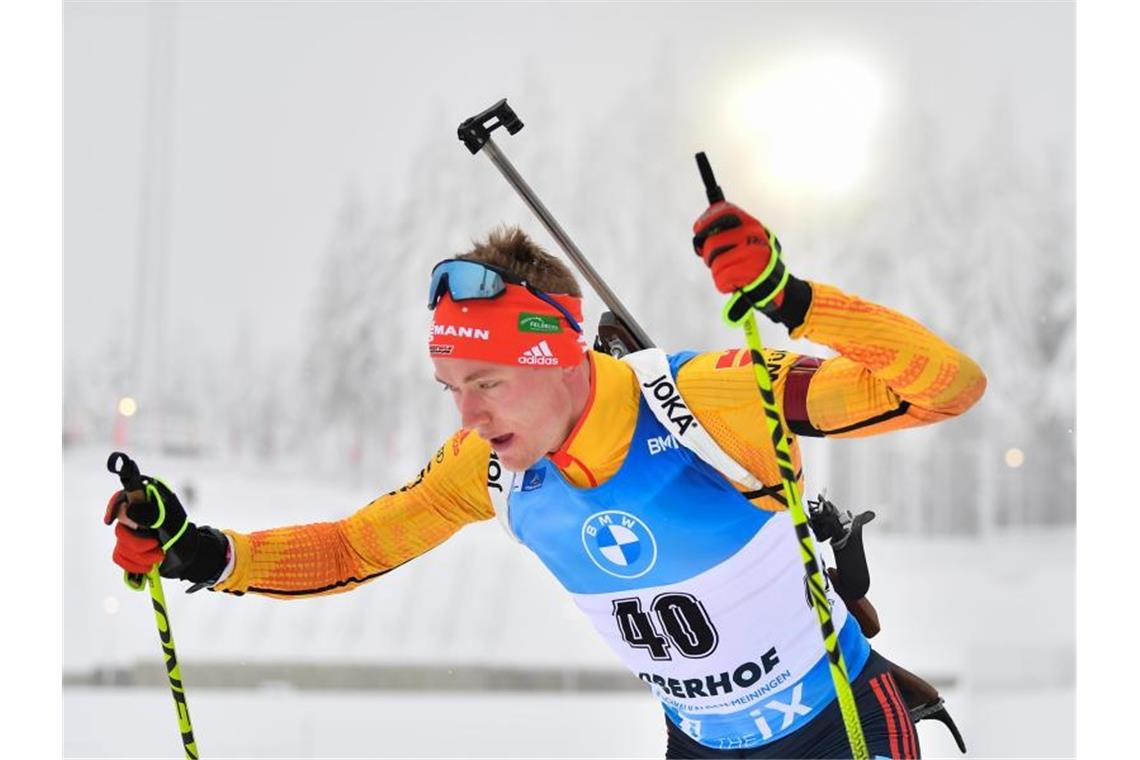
[581,510,658,578]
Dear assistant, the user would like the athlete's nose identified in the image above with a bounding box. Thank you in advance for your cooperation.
[456,390,491,431]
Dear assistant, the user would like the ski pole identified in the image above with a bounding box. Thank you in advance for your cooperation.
[107,452,200,760]
[693,153,869,760]
[458,99,654,355]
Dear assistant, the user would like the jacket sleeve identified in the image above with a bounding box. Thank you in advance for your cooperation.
[211,430,496,598]
[675,281,985,508]
[790,281,986,437]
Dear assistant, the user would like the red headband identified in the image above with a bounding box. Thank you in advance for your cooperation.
[429,285,587,367]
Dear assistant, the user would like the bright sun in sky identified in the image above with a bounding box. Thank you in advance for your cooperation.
[729,51,888,199]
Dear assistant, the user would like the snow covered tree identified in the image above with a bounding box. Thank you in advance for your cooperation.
[823,102,1074,533]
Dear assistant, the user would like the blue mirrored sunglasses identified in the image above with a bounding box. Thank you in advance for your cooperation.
[427,259,583,334]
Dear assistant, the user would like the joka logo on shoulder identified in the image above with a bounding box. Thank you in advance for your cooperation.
[518,312,563,334]
[581,510,658,578]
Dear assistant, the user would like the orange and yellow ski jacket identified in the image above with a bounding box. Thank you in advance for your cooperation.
[213,282,985,598]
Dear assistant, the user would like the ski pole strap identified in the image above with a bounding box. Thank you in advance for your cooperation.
[143,483,165,528]
[738,310,870,760]
[722,232,790,326]
[161,518,190,552]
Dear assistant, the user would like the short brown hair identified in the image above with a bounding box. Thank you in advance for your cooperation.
[458,225,582,297]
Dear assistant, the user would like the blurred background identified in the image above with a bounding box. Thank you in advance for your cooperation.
[63,2,1074,757]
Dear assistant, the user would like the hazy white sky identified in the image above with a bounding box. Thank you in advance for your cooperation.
[64,1,1073,364]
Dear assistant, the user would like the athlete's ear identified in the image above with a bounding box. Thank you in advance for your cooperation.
[558,360,588,391]
[563,360,589,379]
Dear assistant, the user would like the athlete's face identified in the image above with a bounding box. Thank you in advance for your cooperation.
[432,357,584,471]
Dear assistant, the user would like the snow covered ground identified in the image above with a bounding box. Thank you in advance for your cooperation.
[64,684,1073,758]
[64,446,1074,757]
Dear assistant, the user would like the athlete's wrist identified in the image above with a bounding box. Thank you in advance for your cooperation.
[767,275,812,331]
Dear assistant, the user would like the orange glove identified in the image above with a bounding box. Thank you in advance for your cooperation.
[104,490,165,574]
[693,201,801,325]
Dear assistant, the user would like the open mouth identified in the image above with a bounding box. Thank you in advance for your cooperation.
[489,433,514,449]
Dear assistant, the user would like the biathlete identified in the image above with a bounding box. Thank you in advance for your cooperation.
[105,201,985,758]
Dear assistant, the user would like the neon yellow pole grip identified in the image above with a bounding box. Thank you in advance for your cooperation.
[738,309,869,760]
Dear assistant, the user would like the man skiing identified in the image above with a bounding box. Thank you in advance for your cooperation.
[105,201,985,758]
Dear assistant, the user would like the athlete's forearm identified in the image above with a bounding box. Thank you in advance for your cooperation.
[211,494,466,598]
[795,281,985,433]
[213,433,497,598]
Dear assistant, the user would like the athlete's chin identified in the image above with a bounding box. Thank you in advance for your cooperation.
[499,452,541,472]
[494,443,541,472]
[487,431,551,471]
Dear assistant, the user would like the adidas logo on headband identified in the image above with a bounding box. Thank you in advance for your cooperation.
[518,340,559,366]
